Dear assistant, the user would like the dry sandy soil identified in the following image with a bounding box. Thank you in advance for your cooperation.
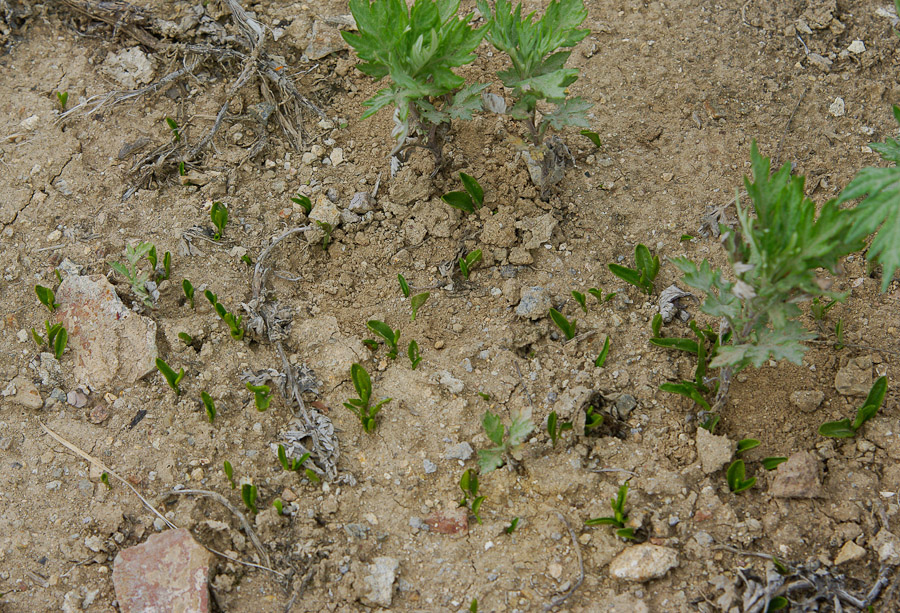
[1,0,899,611]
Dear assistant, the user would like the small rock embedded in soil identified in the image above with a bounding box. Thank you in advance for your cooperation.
[444,442,473,461]
[360,556,399,608]
[769,451,822,498]
[4,375,43,409]
[834,356,873,396]
[424,507,468,535]
[696,427,733,475]
[834,540,866,565]
[829,97,845,117]
[789,390,825,412]
[873,528,900,565]
[608,543,679,582]
[112,528,211,613]
[423,459,437,474]
[516,286,551,320]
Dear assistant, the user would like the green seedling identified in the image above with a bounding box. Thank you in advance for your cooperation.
[398,273,411,298]
[35,285,59,312]
[810,297,837,321]
[477,0,590,146]
[110,241,155,307]
[458,468,485,524]
[100,472,111,490]
[571,290,587,313]
[458,249,482,280]
[367,320,401,359]
[241,482,258,514]
[680,234,694,241]
[595,336,610,367]
[654,321,726,411]
[210,201,228,240]
[316,221,333,250]
[587,287,616,303]
[147,245,158,274]
[341,0,487,166]
[52,326,67,360]
[273,498,284,515]
[580,130,601,148]
[700,413,720,433]
[477,409,534,474]
[305,468,321,484]
[178,161,186,177]
[819,376,888,438]
[408,339,422,370]
[546,410,572,447]
[204,289,217,305]
[548,307,576,340]
[56,91,68,110]
[246,383,272,411]
[240,254,253,267]
[584,405,604,432]
[504,517,520,534]
[766,596,789,612]
[343,363,391,433]
[200,391,216,423]
[222,311,244,341]
[410,292,430,321]
[651,313,662,337]
[736,438,760,456]
[834,318,845,350]
[291,193,313,215]
[145,247,171,281]
[224,461,236,489]
[156,357,185,395]
[726,459,756,494]
[178,332,193,346]
[608,243,660,295]
[165,117,181,142]
[33,321,66,360]
[363,338,379,351]
[470,599,478,613]
[585,481,636,540]
[277,444,311,472]
[762,457,788,470]
[478,392,491,401]
[181,279,195,308]
[442,172,484,214]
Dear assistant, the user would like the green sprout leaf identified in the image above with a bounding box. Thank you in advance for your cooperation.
[580,129,601,148]
[726,459,756,494]
[241,482,258,514]
[459,172,484,207]
[736,438,760,456]
[398,273,411,298]
[762,457,788,471]
[201,391,216,423]
[156,357,185,395]
[367,319,401,359]
[407,339,422,370]
[56,91,68,110]
[53,326,67,360]
[549,308,576,340]
[210,201,228,240]
[571,290,587,313]
[35,285,60,312]
[594,336,610,367]
[246,383,271,411]
[410,292,430,321]
[165,117,181,142]
[442,191,476,214]
[459,249,483,280]
[820,376,887,437]
[223,460,236,489]
[504,517,520,534]
[291,193,313,214]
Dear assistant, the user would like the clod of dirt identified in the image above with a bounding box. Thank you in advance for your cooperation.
[305,20,350,61]
[516,212,557,250]
[769,451,823,499]
[443,442,473,461]
[696,427,734,475]
[358,556,400,608]
[515,286,551,320]
[834,355,873,396]
[3,374,42,409]
[101,47,157,89]
[608,543,679,582]
[873,528,900,565]
[112,529,211,613]
[789,390,825,412]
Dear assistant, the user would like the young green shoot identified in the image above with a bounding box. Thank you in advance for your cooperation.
[410,292,430,321]
[210,201,228,240]
[819,376,888,438]
[398,273,411,298]
[56,91,68,110]
[504,517,520,534]
[240,254,253,267]
[477,410,534,474]
[110,241,155,307]
[344,363,391,433]
[654,320,725,411]
[241,482,258,514]
[736,438,760,456]
[277,444,311,472]
[201,391,216,423]
[571,290,587,313]
[608,243,660,295]
[442,173,485,214]
[651,312,662,337]
[726,459,755,494]
[594,336,610,368]
[762,457,788,471]
[52,326,67,360]
[700,413,720,433]
[548,307,576,340]
[580,130,601,148]
[834,318,845,350]
[246,383,272,411]
[156,357,185,395]
[33,321,67,359]
[810,297,837,321]
[178,332,193,347]
[546,410,572,447]
[584,405,604,432]
[458,468,485,524]
[223,461,236,489]
[367,320,401,359]
[408,339,422,370]
[273,499,284,515]
[35,285,60,312]
[291,193,313,215]
[165,117,181,142]
[316,221,334,250]
[588,287,616,303]
[458,249,483,280]
[100,472,112,490]
[585,481,636,540]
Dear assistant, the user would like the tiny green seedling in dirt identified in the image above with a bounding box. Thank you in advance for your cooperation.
[316,221,334,250]
[367,320,401,359]
[33,321,67,360]
[504,517,520,534]
[609,243,660,295]
[56,91,68,110]
[204,289,217,305]
[810,297,838,321]
[458,468,485,524]
[240,254,253,267]
[398,273,411,298]
[273,499,284,515]
[571,290,587,313]
[110,242,155,307]
[407,339,422,370]
[208,294,244,340]
[182,279,195,308]
[584,405,604,432]
[470,598,479,613]
[442,173,484,214]
[156,357,185,395]
[546,410,572,447]
[762,457,788,471]
[736,438,760,456]
[548,307,576,340]
[585,481,636,540]
[291,193,313,215]
[653,320,727,412]
[700,413,720,433]
[147,245,171,282]
[588,287,616,304]
[834,318,845,350]
[726,459,756,494]
[410,292,430,322]
[165,117,181,142]
[241,482,259,514]
[246,383,272,411]
[458,249,482,280]
[595,336,610,368]
[178,332,193,347]
[277,444,311,472]
[100,472,112,490]
[210,201,228,240]
[344,363,391,433]
[35,285,60,312]
[223,461,236,489]
[363,338,379,352]
[200,391,216,423]
[477,410,534,474]
[819,376,888,438]
[580,130,601,148]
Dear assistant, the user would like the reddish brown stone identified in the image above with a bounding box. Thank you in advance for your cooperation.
[425,507,468,535]
[113,528,211,613]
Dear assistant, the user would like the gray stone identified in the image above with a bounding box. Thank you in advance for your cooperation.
[873,528,900,565]
[5,375,43,409]
[770,451,822,498]
[608,544,678,582]
[516,286,551,320]
[304,21,350,60]
[444,442,474,461]
[348,192,377,213]
[807,53,833,72]
[435,371,464,395]
[835,356,873,396]
[789,390,825,412]
[696,427,734,474]
[101,47,156,89]
[614,394,637,420]
[361,556,399,608]
[423,459,437,474]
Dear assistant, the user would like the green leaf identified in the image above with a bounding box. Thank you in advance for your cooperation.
[761,457,788,470]
[35,285,59,312]
[594,336,610,368]
[571,290,587,313]
[585,516,621,527]
[736,438,760,455]
[447,83,490,121]
[608,263,645,292]
[367,320,400,350]
[350,363,372,403]
[442,191,475,213]
[482,410,504,446]
[650,337,699,354]
[201,391,216,422]
[651,313,662,337]
[861,375,888,414]
[547,410,559,445]
[53,326,67,359]
[398,273,410,297]
[726,460,756,493]
[459,172,484,206]
[549,308,576,340]
[580,129,601,148]
[660,382,709,410]
[410,292,430,321]
[477,447,505,474]
[542,97,591,132]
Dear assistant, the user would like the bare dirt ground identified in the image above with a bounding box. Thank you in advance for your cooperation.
[1,0,899,611]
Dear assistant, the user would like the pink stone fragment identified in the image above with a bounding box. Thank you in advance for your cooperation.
[425,507,469,536]
[113,528,211,613]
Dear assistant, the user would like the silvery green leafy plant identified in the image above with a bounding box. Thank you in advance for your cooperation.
[110,242,156,307]
[342,0,487,167]
[477,0,590,146]
[344,363,391,432]
[477,409,534,474]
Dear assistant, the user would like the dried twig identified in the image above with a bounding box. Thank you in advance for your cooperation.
[544,512,584,611]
